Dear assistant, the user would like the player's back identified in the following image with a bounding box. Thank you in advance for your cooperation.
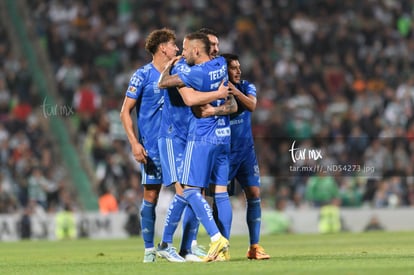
[159,58,192,140]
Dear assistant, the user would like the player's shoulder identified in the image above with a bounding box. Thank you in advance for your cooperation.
[128,63,154,87]
[131,63,157,80]
[175,57,186,66]
[173,58,191,74]
[133,63,154,75]
[200,56,226,74]
[210,55,226,66]
[240,79,256,91]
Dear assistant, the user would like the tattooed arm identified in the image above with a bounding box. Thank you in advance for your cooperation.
[192,94,238,118]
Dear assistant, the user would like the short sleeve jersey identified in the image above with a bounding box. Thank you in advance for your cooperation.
[230,80,256,150]
[125,63,164,150]
[178,56,230,144]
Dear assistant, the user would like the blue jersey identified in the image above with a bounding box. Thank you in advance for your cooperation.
[125,63,164,183]
[158,58,192,186]
[125,62,164,157]
[178,56,230,144]
[230,80,256,151]
[227,80,260,195]
[159,58,192,140]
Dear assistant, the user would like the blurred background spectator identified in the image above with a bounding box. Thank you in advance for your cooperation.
[55,202,77,240]
[318,197,343,234]
[0,7,79,219]
[262,195,292,234]
[98,181,119,214]
[364,214,385,231]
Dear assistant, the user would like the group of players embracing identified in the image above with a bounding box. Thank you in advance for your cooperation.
[120,27,270,263]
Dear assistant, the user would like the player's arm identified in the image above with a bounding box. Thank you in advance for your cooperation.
[228,81,257,112]
[177,80,228,106]
[119,97,147,164]
[192,94,238,118]
[159,74,185,89]
[158,56,184,88]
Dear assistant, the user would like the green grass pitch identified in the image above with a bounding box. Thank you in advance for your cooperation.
[1,231,414,275]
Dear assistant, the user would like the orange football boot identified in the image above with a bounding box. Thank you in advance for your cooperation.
[246,244,270,260]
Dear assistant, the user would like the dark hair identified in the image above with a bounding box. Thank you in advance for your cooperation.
[221,53,239,65]
[185,32,211,55]
[145,28,176,55]
[198,27,218,37]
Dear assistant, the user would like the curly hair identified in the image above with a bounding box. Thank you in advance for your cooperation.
[145,28,176,55]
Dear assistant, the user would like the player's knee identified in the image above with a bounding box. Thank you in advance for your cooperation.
[244,186,260,199]
[215,185,228,193]
[143,192,159,204]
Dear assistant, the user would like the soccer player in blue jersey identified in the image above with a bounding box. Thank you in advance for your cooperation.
[119,28,179,263]
[220,53,270,260]
[157,56,230,262]
[199,28,219,58]
[177,32,233,262]
[157,30,236,262]
[158,32,232,262]
[196,29,235,248]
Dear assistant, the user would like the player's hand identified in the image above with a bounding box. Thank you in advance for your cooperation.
[217,80,229,99]
[192,104,215,118]
[227,82,240,96]
[163,55,181,71]
[132,143,148,164]
[170,55,182,66]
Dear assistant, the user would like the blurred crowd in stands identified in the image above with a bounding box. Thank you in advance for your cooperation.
[2,0,414,215]
[0,17,77,215]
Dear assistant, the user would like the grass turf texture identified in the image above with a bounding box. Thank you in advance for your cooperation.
[1,231,414,275]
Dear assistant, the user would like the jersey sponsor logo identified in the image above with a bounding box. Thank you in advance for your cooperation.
[230,118,244,125]
[153,82,161,94]
[215,127,231,137]
[208,65,227,81]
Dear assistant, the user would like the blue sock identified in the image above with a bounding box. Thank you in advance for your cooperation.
[162,194,187,244]
[183,188,219,237]
[246,198,261,245]
[180,205,198,254]
[214,192,233,239]
[140,200,156,248]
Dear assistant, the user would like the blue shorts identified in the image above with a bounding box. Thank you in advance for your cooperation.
[228,145,260,196]
[158,136,186,186]
[181,140,230,188]
[140,146,163,185]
